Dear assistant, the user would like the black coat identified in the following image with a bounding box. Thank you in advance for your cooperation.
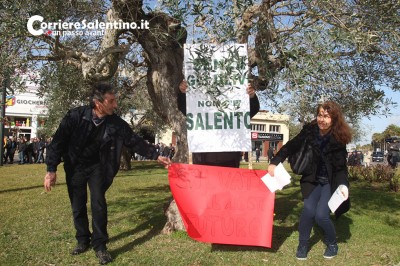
[46,106,156,179]
[271,122,350,217]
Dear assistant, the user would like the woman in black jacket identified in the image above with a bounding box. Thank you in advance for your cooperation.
[268,101,352,260]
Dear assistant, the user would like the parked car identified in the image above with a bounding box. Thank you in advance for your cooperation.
[372,151,384,162]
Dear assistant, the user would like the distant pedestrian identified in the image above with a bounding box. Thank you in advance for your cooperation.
[17,137,26,164]
[364,151,371,167]
[255,148,261,162]
[5,136,17,164]
[36,138,46,163]
[267,146,274,163]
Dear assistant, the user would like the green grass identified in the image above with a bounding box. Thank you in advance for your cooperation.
[0,161,399,265]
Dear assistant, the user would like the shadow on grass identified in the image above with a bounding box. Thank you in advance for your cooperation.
[0,185,45,194]
[107,184,171,258]
[335,215,353,243]
[110,214,167,258]
[0,182,67,194]
[351,184,400,214]
[119,161,166,171]
[308,214,353,250]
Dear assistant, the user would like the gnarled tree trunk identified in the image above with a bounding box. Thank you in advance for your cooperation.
[112,2,188,232]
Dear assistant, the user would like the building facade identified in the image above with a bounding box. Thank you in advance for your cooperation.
[4,79,47,140]
[250,110,290,158]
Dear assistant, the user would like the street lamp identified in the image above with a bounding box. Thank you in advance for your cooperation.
[0,74,9,166]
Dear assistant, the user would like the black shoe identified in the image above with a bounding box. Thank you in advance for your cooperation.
[323,243,338,259]
[296,245,308,260]
[71,243,90,255]
[96,250,113,265]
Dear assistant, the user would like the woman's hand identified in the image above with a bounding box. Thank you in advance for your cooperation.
[267,164,277,176]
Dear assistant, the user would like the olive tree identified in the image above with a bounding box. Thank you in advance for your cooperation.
[3,0,400,160]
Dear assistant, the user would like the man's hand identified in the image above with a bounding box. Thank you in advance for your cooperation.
[157,156,172,169]
[179,80,188,93]
[44,172,57,191]
[247,83,256,98]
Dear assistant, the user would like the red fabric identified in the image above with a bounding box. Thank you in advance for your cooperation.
[168,163,275,248]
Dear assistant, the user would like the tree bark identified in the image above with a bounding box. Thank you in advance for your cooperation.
[111,2,188,232]
[120,146,132,170]
[161,198,185,234]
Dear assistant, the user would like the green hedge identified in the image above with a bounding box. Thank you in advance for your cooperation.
[349,164,400,192]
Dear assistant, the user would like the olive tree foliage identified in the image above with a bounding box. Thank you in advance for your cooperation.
[2,0,183,156]
[0,0,106,124]
[36,62,88,137]
[12,0,189,160]
[2,0,400,160]
[0,1,40,95]
[159,0,399,140]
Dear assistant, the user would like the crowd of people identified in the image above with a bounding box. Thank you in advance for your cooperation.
[347,150,365,166]
[2,136,50,165]
[156,143,175,159]
[132,142,175,161]
[3,136,179,165]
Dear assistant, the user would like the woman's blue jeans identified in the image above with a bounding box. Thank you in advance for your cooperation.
[298,183,336,246]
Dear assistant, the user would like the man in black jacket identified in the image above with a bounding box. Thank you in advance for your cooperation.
[44,82,170,265]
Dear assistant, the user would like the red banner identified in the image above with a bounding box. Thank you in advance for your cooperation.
[168,163,275,248]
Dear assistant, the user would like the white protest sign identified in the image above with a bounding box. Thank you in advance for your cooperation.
[184,43,251,152]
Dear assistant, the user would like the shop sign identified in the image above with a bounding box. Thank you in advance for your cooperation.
[251,132,283,141]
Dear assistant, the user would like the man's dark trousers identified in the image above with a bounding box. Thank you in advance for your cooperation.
[65,163,113,251]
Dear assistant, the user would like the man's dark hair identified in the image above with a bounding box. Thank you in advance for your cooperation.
[90,82,114,107]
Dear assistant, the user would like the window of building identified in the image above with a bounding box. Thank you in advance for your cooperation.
[269,125,280,133]
[270,141,278,150]
[251,124,266,132]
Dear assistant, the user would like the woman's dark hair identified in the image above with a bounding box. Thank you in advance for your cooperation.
[90,82,114,107]
[316,101,352,145]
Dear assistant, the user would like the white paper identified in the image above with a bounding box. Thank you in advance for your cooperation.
[261,163,292,193]
[328,185,349,213]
